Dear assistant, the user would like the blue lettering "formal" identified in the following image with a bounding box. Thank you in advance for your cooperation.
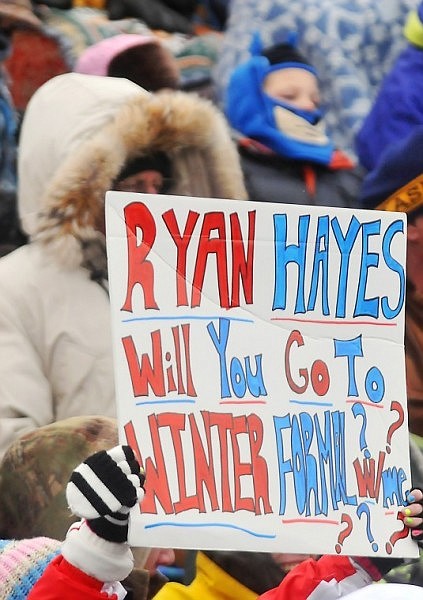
[274,410,357,517]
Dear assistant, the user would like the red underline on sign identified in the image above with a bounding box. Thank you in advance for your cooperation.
[345,399,384,409]
[219,400,267,405]
[281,518,339,525]
[271,318,397,327]
[385,511,395,516]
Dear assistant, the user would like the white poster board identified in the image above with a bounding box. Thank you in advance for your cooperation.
[106,192,417,558]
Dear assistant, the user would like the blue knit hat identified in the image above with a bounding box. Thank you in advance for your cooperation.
[225,32,334,165]
[359,126,423,214]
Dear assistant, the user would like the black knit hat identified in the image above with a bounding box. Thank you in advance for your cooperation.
[117,152,172,182]
[261,42,313,69]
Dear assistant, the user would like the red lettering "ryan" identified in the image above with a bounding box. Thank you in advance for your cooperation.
[125,411,272,516]
[121,202,256,312]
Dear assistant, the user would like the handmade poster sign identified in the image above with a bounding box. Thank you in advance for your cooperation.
[105,192,417,558]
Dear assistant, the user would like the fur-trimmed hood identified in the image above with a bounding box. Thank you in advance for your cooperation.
[18,73,247,271]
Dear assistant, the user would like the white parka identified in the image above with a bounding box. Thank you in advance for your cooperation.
[0,73,247,458]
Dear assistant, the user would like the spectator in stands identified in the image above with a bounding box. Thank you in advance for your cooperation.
[359,126,423,440]
[215,1,413,157]
[0,72,247,460]
[74,33,180,91]
[224,34,364,207]
[0,0,42,256]
[356,1,423,172]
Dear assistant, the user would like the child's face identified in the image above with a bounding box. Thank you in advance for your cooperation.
[263,67,320,112]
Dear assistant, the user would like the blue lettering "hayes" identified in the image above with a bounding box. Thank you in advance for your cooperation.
[272,214,404,320]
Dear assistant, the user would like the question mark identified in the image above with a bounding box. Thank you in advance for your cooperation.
[357,502,378,552]
[352,402,370,459]
[385,511,409,554]
[335,513,353,554]
[386,401,404,454]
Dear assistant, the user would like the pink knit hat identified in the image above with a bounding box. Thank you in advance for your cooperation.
[0,538,61,598]
[74,33,179,91]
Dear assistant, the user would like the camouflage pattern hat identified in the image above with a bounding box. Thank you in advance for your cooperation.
[0,416,118,540]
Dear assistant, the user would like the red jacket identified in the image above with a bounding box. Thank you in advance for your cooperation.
[28,553,382,600]
[28,555,122,600]
[259,555,381,600]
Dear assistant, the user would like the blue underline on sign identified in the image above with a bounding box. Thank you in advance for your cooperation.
[144,522,276,539]
[135,399,196,406]
[289,400,334,407]
[121,315,254,324]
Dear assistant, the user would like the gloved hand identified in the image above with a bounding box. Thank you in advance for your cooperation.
[62,444,145,582]
[66,444,145,543]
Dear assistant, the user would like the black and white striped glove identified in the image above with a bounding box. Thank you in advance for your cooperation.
[66,445,145,544]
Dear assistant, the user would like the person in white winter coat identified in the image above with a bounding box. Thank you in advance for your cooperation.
[0,72,247,459]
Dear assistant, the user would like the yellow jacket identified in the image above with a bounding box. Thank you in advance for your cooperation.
[153,552,258,600]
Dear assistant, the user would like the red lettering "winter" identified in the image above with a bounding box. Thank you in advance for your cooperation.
[125,411,272,516]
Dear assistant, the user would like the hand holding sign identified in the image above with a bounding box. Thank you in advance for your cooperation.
[402,488,423,540]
